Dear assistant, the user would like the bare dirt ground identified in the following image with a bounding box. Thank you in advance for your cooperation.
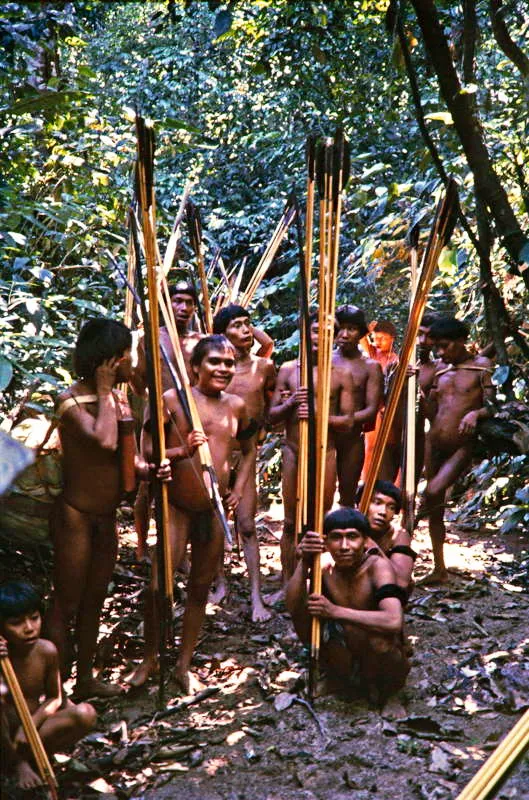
[1,505,528,800]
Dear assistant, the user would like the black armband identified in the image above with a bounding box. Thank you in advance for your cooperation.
[374,583,408,607]
[389,545,417,562]
[237,417,259,441]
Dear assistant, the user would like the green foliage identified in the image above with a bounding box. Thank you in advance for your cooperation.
[0,1,527,522]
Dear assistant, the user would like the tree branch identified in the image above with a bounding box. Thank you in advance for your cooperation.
[489,0,529,79]
[409,0,529,286]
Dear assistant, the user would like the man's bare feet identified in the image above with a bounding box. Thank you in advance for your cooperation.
[74,677,123,699]
[208,579,228,605]
[418,569,449,586]
[174,667,204,695]
[126,657,158,688]
[251,598,272,623]
[263,587,285,607]
[15,760,43,790]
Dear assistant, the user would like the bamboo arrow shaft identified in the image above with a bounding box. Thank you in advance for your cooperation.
[404,236,419,533]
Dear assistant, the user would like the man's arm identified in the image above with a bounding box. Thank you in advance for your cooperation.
[225,400,256,510]
[262,360,277,423]
[252,326,274,359]
[459,357,495,434]
[388,529,415,590]
[354,361,383,428]
[308,557,403,634]
[268,363,304,424]
[60,360,120,450]
[128,332,147,396]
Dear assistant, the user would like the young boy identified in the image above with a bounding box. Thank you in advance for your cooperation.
[46,318,169,698]
[333,306,383,505]
[286,508,409,703]
[358,480,416,594]
[423,317,494,583]
[0,582,96,790]
[212,304,276,621]
[129,335,255,692]
[269,314,356,585]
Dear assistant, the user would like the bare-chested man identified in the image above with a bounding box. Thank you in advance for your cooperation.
[363,319,403,484]
[414,312,443,484]
[46,318,169,698]
[211,304,276,621]
[286,507,409,704]
[129,335,255,691]
[130,280,203,560]
[333,306,383,505]
[358,480,416,594]
[424,317,494,583]
[269,314,356,585]
[1,582,96,790]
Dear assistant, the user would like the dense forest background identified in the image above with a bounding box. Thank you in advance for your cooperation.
[1,0,528,531]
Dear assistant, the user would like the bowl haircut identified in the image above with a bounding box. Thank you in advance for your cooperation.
[213,304,250,335]
[190,334,235,369]
[335,305,368,338]
[0,581,42,626]
[428,316,469,341]
[74,318,132,380]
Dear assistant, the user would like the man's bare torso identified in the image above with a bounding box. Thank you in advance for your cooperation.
[430,356,492,450]
[281,360,347,448]
[226,353,272,426]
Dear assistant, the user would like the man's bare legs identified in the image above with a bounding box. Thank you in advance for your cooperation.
[336,433,364,506]
[175,514,224,692]
[47,499,121,697]
[127,506,187,687]
[134,481,151,562]
[237,469,272,622]
[423,442,473,583]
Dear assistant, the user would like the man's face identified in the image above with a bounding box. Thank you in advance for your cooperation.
[417,325,432,356]
[2,610,41,651]
[337,323,363,353]
[171,292,196,327]
[194,346,236,393]
[325,527,365,569]
[225,315,253,351]
[432,337,466,363]
[368,491,398,538]
[310,320,335,354]
[373,331,394,353]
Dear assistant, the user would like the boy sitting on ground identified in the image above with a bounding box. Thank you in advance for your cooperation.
[286,508,409,704]
[0,581,96,790]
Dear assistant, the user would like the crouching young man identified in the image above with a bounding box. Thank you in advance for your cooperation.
[286,508,409,704]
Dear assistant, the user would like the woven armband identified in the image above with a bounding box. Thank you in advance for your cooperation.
[389,545,417,562]
[374,583,407,607]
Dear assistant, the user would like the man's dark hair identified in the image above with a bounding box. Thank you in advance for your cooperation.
[373,320,397,338]
[213,304,249,334]
[309,310,339,333]
[357,480,402,513]
[0,581,42,623]
[421,311,443,329]
[335,305,368,337]
[190,334,234,369]
[169,280,198,303]
[428,316,469,342]
[323,507,371,538]
[74,318,132,380]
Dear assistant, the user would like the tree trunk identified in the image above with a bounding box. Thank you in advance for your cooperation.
[409,0,529,287]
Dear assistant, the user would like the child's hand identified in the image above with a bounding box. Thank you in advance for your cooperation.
[0,636,8,659]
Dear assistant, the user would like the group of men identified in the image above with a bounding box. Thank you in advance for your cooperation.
[1,279,496,787]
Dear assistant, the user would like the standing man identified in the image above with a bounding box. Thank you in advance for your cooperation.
[128,336,256,692]
[269,314,356,585]
[130,280,203,560]
[363,319,402,483]
[333,305,383,505]
[212,304,276,622]
[424,317,494,583]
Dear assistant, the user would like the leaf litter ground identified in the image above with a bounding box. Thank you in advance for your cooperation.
[1,507,528,800]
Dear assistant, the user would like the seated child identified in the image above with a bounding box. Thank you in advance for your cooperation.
[0,581,96,790]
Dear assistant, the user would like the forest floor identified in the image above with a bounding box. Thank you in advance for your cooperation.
[1,502,529,800]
